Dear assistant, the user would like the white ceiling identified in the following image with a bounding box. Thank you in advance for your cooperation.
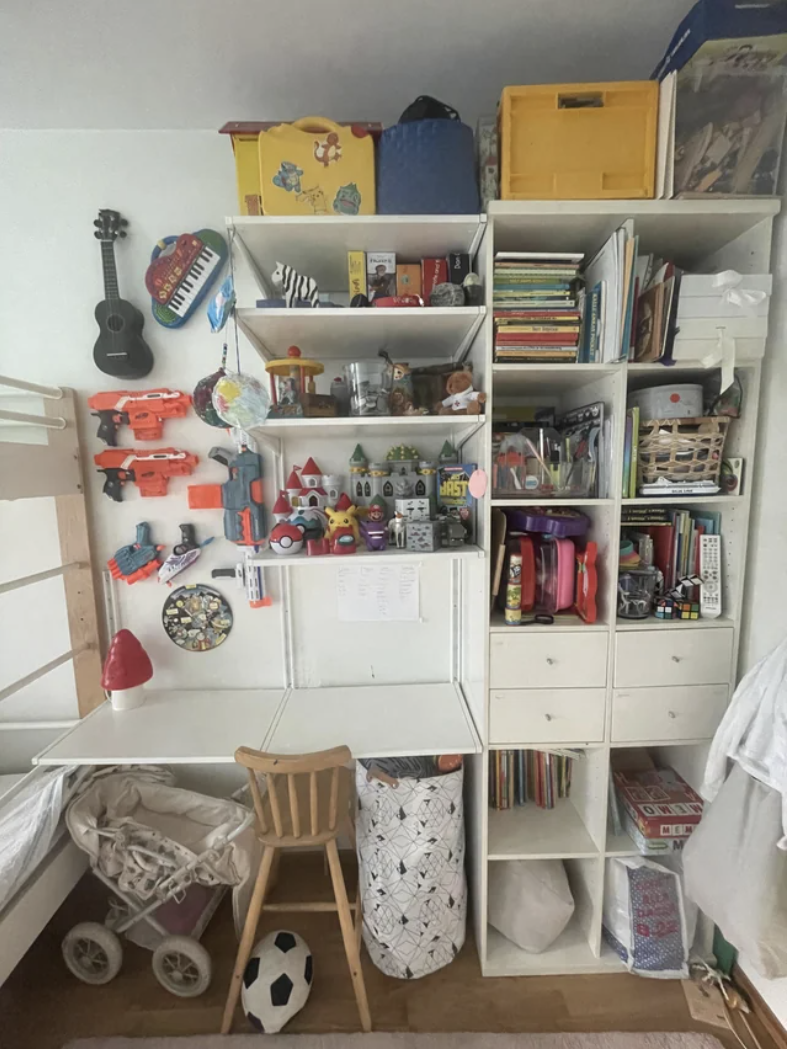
[1,0,694,130]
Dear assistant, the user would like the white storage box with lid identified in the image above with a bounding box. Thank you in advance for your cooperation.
[673,271,772,362]
[627,383,703,420]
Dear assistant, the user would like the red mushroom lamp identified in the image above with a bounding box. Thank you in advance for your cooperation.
[101,629,153,711]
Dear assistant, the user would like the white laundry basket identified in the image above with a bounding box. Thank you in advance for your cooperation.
[355,763,466,979]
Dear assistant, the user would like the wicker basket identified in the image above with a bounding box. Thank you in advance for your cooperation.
[636,416,730,485]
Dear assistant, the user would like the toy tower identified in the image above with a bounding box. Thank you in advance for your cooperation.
[298,457,328,510]
[349,444,368,505]
[273,491,292,522]
[285,467,302,508]
[322,472,343,505]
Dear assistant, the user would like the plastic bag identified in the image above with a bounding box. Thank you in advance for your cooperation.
[602,856,690,978]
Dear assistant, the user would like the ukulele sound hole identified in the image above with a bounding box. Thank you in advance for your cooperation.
[107,314,125,333]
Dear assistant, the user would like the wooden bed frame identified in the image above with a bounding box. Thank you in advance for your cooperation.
[0,375,103,985]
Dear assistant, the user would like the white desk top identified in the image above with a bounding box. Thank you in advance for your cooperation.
[34,690,286,766]
[266,682,481,760]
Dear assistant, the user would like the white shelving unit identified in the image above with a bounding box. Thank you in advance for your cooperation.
[466,197,780,977]
[32,201,779,980]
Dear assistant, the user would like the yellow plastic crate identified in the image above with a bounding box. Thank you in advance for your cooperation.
[499,82,658,200]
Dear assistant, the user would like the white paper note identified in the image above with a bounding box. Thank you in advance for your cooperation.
[336,564,420,622]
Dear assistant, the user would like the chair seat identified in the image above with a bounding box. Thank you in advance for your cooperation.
[257,765,352,847]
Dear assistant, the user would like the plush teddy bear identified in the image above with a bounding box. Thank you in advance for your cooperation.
[436,369,487,415]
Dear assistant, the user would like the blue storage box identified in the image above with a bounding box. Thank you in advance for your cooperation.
[376,120,480,214]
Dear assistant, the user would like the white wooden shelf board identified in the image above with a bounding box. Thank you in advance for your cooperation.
[615,617,735,631]
[492,364,620,391]
[489,612,609,633]
[250,414,485,439]
[253,545,481,567]
[229,214,485,291]
[33,690,286,766]
[627,359,762,373]
[485,921,623,977]
[605,831,643,857]
[492,498,613,508]
[488,799,598,859]
[488,199,779,262]
[237,307,485,362]
[266,682,481,760]
[622,496,743,506]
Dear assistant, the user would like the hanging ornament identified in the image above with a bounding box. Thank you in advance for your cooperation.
[193,344,229,428]
[212,371,271,430]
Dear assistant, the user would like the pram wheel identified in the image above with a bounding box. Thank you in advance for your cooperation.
[62,922,123,985]
[152,935,212,998]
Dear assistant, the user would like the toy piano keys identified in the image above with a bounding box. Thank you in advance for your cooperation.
[145,229,228,327]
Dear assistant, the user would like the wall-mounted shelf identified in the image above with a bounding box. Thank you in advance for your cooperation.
[229,213,486,292]
[252,545,482,566]
[238,306,486,362]
[251,413,486,440]
[492,363,620,390]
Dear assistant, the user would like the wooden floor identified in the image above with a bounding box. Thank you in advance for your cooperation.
[0,853,753,1048]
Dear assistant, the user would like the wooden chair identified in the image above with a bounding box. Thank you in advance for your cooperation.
[221,745,371,1034]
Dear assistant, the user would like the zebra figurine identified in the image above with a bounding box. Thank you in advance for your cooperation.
[272,261,319,308]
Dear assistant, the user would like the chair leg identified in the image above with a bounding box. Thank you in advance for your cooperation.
[325,838,372,1033]
[221,846,275,1035]
[346,815,363,952]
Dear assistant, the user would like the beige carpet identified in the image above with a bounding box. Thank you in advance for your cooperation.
[68,1033,724,1048]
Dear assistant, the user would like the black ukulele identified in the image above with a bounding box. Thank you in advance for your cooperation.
[93,209,154,379]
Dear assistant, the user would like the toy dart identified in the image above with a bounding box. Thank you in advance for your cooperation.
[108,522,163,584]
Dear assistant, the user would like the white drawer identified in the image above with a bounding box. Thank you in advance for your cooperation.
[614,628,733,688]
[490,633,608,690]
[490,688,606,744]
[612,685,729,742]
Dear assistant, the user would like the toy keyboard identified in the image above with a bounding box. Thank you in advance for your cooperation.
[145,229,227,328]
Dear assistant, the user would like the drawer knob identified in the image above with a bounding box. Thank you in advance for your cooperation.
[671,655,681,663]
[544,713,553,722]
[668,710,677,719]
[546,657,555,666]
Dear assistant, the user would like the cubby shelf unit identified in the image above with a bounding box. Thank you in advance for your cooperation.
[466,197,778,978]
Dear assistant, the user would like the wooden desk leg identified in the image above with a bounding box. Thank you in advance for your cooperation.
[346,815,363,952]
[221,846,275,1035]
[326,838,372,1033]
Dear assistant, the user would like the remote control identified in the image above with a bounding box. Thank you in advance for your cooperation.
[699,534,722,619]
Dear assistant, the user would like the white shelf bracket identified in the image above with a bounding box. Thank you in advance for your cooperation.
[454,309,487,364]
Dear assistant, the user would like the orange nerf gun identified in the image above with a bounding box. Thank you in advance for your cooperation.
[95,448,199,502]
[88,388,191,446]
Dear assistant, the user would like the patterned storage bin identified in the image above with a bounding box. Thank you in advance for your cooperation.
[376,120,480,214]
[355,762,466,979]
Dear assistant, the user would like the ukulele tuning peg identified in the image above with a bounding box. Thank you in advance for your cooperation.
[119,229,128,238]
[120,217,129,226]
[94,230,103,239]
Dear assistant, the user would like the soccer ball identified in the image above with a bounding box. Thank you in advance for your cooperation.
[241,930,313,1033]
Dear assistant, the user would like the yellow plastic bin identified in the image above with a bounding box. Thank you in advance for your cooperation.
[499,82,658,200]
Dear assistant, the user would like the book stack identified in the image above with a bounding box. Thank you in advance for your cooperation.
[621,505,721,593]
[493,252,583,363]
[489,749,577,811]
[614,767,703,855]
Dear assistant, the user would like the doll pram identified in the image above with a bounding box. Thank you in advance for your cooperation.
[61,767,256,998]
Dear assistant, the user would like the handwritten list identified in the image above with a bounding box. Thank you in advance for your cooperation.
[336,564,420,622]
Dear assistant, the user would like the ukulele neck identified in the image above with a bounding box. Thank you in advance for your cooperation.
[101,241,120,301]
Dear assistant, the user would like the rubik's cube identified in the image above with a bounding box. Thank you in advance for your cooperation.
[676,601,700,620]
[654,597,676,620]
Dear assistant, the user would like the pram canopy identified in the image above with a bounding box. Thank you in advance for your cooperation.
[66,768,254,903]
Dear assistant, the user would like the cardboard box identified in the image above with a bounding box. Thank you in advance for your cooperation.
[348,251,366,300]
[367,252,396,301]
[421,258,448,300]
[396,264,421,298]
[447,252,471,285]
[613,768,703,839]
[622,812,687,856]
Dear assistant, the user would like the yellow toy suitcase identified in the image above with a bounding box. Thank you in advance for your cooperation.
[259,117,376,216]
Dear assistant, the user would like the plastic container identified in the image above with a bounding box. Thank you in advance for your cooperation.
[499,82,658,200]
[627,383,703,421]
[376,120,480,214]
[345,361,390,416]
[618,568,661,619]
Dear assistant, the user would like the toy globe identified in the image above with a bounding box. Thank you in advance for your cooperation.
[265,345,326,418]
[241,930,313,1034]
[212,371,271,429]
[193,368,227,428]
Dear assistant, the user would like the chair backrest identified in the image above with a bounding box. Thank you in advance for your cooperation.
[235,745,352,842]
